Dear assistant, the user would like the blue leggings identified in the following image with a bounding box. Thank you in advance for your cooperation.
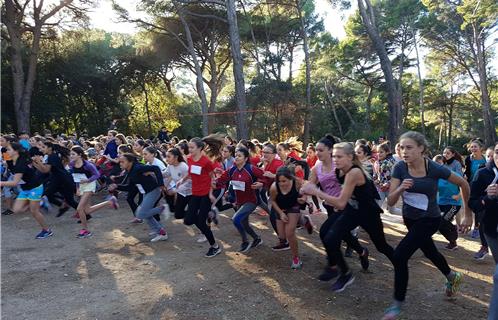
[233,202,258,242]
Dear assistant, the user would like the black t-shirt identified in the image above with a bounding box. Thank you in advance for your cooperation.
[47,153,72,182]
[11,157,43,190]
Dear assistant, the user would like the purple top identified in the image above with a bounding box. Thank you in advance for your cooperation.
[69,160,100,182]
[316,161,342,197]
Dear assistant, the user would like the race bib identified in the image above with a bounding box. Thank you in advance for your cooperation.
[403,191,429,211]
[136,184,146,194]
[231,180,245,191]
[72,173,87,183]
[191,165,202,175]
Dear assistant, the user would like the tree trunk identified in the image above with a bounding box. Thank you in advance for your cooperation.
[177,6,210,136]
[413,30,426,136]
[358,0,402,144]
[297,0,312,146]
[324,82,344,138]
[288,45,294,84]
[142,83,152,137]
[226,0,249,139]
[365,86,373,131]
[473,24,497,145]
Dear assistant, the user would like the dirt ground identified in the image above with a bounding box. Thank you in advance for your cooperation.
[1,193,494,320]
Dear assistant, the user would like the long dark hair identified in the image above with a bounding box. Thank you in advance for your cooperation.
[190,134,224,159]
[276,166,295,181]
[144,146,166,166]
[10,142,29,163]
[443,146,464,166]
[71,146,88,160]
[43,140,70,163]
[167,147,185,163]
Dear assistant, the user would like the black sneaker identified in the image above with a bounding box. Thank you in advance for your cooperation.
[359,248,369,271]
[56,206,70,217]
[251,237,263,248]
[239,242,252,253]
[1,209,13,215]
[77,214,92,224]
[331,272,355,292]
[205,246,222,258]
[344,246,353,258]
[303,215,313,234]
[272,242,290,251]
[318,267,339,281]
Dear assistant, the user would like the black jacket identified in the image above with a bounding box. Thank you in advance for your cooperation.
[469,161,498,238]
[117,163,164,194]
[157,131,170,143]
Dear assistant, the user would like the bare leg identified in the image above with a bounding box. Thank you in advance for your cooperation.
[29,201,48,229]
[13,199,29,214]
[77,193,92,230]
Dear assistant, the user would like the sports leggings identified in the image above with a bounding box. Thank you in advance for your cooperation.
[322,205,394,275]
[232,202,259,242]
[185,195,216,246]
[393,216,451,302]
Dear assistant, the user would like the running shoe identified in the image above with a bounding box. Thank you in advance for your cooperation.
[344,246,353,257]
[331,272,355,292]
[359,248,369,271]
[151,233,169,242]
[470,228,480,239]
[445,271,462,297]
[251,237,263,248]
[1,209,13,215]
[56,206,70,217]
[109,196,119,210]
[197,234,208,243]
[239,241,252,253]
[318,267,339,281]
[303,215,313,234]
[35,229,53,239]
[445,242,458,251]
[77,229,92,238]
[271,241,290,251]
[77,214,92,224]
[382,305,401,320]
[205,246,222,258]
[291,257,302,269]
[474,246,489,260]
[130,218,144,224]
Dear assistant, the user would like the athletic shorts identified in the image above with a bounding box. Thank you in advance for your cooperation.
[79,181,97,193]
[17,185,44,201]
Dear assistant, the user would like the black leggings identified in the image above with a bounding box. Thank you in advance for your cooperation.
[127,190,143,216]
[393,216,451,302]
[322,206,394,275]
[476,210,488,247]
[174,194,191,219]
[320,205,364,266]
[44,179,78,209]
[185,195,216,246]
[438,205,460,243]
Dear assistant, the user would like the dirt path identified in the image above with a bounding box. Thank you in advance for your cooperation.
[1,194,494,320]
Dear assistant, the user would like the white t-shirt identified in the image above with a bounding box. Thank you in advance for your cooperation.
[148,158,167,175]
[165,162,192,197]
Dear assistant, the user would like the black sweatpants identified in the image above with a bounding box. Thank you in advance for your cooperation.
[393,216,451,302]
[322,206,394,275]
[438,205,460,243]
[185,195,216,246]
[174,194,190,219]
[44,178,78,209]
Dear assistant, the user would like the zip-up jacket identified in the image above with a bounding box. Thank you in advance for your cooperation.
[117,163,164,194]
[469,161,498,238]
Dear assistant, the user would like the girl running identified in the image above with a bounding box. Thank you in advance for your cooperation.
[0,142,52,238]
[164,147,191,220]
[382,131,472,320]
[469,142,498,320]
[109,154,169,242]
[302,142,394,292]
[216,147,265,252]
[69,146,119,238]
[373,142,400,214]
[270,166,307,269]
[177,135,223,257]
[437,147,464,250]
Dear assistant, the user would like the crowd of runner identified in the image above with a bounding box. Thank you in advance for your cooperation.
[1,128,497,320]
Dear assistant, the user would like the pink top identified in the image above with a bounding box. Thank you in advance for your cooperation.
[316,161,342,197]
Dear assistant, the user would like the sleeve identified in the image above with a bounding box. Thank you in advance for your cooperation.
[432,161,451,180]
[11,162,26,175]
[469,170,487,213]
[140,165,164,187]
[84,161,101,182]
[215,169,230,189]
[47,154,57,167]
[180,162,189,178]
[204,158,215,174]
[252,165,265,181]
[391,161,404,180]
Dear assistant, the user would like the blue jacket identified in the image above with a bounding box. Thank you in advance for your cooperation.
[104,140,118,159]
[437,159,462,206]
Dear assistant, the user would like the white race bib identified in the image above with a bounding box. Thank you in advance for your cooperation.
[231,180,246,191]
[72,173,87,183]
[136,184,146,194]
[403,191,429,211]
[191,165,202,175]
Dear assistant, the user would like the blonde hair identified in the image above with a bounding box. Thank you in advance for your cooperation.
[333,142,371,178]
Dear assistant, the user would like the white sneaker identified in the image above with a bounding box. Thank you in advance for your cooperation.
[151,234,169,242]
[160,205,172,221]
[196,235,207,243]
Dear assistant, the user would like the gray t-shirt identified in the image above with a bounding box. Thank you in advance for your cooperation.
[392,159,451,219]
